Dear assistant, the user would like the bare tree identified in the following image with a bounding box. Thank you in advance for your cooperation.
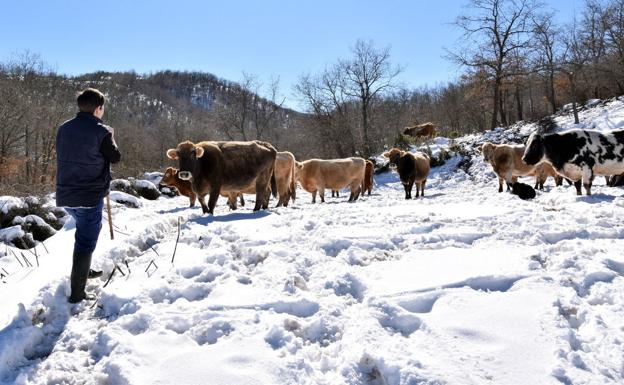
[340,40,402,156]
[532,11,561,114]
[449,0,540,129]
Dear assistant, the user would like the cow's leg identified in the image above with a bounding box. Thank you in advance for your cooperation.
[407,181,414,199]
[227,194,238,210]
[198,194,210,214]
[605,175,611,186]
[573,180,582,195]
[206,188,220,214]
[319,188,326,203]
[239,194,245,207]
[189,192,196,208]
[421,179,426,197]
[498,177,504,193]
[349,183,361,202]
[263,186,271,209]
[582,169,593,195]
[311,190,317,204]
[534,177,539,190]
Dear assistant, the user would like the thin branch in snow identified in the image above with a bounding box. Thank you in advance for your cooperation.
[145,260,158,277]
[11,250,24,268]
[115,264,126,277]
[103,269,116,288]
[171,218,180,264]
[20,252,32,267]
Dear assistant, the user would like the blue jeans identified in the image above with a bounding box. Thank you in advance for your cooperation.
[66,200,103,254]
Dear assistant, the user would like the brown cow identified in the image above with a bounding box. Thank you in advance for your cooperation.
[218,150,297,210]
[383,148,430,199]
[481,141,554,192]
[295,157,366,203]
[159,167,197,207]
[160,167,245,209]
[166,140,276,214]
[362,160,374,196]
[403,122,436,140]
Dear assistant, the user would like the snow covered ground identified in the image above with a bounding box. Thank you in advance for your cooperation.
[1,100,624,385]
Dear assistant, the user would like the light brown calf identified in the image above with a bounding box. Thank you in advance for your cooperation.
[295,157,366,203]
[481,141,556,192]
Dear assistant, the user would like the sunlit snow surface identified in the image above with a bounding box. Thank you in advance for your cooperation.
[2,99,624,384]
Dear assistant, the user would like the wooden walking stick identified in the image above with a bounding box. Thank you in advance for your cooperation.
[106,195,114,240]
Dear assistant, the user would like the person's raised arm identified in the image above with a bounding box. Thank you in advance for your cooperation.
[100,131,121,164]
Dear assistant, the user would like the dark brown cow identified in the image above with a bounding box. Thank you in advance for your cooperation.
[383,148,430,199]
[166,140,277,214]
[362,160,374,195]
[403,122,436,139]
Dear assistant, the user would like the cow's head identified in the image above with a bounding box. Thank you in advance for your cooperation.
[383,148,403,165]
[160,167,178,187]
[402,127,415,136]
[480,142,495,162]
[522,132,545,165]
[294,161,304,182]
[166,141,204,180]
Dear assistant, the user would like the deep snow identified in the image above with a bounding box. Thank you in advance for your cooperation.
[1,99,624,385]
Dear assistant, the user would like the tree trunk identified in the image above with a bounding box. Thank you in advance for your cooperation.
[491,80,500,129]
[548,69,557,114]
[499,89,508,127]
[515,83,523,122]
[569,73,580,124]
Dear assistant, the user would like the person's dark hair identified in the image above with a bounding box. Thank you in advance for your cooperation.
[77,88,105,113]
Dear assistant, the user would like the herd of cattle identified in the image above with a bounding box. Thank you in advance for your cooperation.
[158,127,624,214]
[162,140,380,214]
[480,128,624,197]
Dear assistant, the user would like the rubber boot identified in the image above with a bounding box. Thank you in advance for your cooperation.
[68,251,96,303]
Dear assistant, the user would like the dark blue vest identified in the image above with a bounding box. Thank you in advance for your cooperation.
[56,112,111,207]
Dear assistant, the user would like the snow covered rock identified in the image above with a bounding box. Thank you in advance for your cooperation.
[0,225,35,249]
[109,191,142,208]
[132,179,160,200]
[111,178,160,201]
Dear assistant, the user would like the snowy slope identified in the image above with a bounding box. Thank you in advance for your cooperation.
[1,100,624,384]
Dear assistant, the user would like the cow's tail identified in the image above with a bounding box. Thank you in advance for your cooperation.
[271,168,277,198]
[290,160,296,202]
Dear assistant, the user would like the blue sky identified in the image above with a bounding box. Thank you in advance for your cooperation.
[1,0,582,109]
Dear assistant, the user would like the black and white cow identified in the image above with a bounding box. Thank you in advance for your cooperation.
[522,129,624,195]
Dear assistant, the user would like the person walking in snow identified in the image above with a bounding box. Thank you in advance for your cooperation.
[56,88,121,303]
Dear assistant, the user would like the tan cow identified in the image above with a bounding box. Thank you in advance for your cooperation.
[274,151,297,207]
[403,122,436,140]
[295,157,366,203]
[481,141,555,192]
